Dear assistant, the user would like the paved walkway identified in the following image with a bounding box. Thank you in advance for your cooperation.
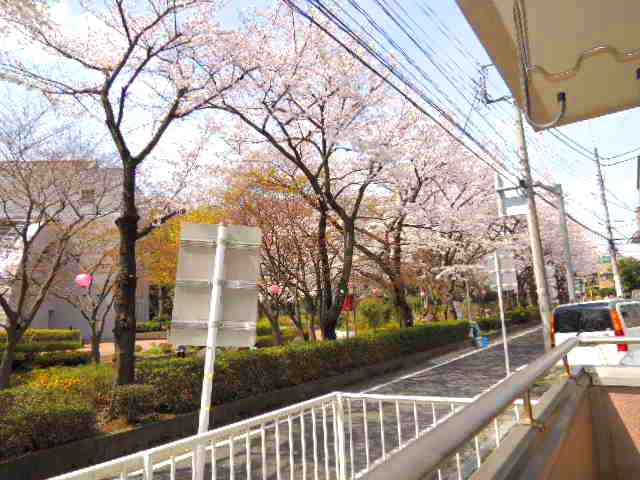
[81,339,169,358]
[356,327,544,396]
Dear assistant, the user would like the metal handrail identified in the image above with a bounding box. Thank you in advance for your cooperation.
[362,335,640,480]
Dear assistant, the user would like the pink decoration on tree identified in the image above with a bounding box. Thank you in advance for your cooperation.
[75,273,93,289]
[269,284,283,295]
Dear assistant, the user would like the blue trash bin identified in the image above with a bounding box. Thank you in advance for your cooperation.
[481,336,490,348]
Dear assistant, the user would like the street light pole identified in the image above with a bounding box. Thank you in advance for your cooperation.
[595,148,624,297]
[516,107,553,351]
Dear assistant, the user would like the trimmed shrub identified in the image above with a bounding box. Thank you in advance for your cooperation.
[12,350,92,370]
[136,321,166,333]
[108,384,157,422]
[31,351,92,368]
[357,297,392,329]
[256,319,273,336]
[136,356,202,413]
[254,332,299,348]
[2,340,83,354]
[17,365,114,407]
[0,387,96,460]
[136,320,470,412]
[0,329,83,354]
[0,328,82,343]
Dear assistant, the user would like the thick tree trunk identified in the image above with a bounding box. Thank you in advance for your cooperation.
[391,227,413,327]
[392,282,414,327]
[0,327,18,390]
[323,220,355,340]
[113,164,139,385]
[267,310,283,345]
[259,302,283,345]
[317,208,337,340]
[304,295,318,342]
[90,328,101,364]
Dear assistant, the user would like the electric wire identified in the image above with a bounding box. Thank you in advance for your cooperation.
[286,0,617,242]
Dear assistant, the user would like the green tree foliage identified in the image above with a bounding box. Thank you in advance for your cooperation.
[619,257,640,294]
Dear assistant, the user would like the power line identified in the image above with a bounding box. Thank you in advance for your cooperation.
[286,0,611,242]
[601,155,638,167]
[283,0,522,186]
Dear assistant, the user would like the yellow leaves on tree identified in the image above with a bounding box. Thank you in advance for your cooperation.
[138,207,224,286]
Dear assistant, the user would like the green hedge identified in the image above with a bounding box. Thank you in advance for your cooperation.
[136,321,167,333]
[2,340,83,354]
[108,384,157,422]
[0,329,82,343]
[0,387,96,460]
[477,306,540,331]
[0,309,540,460]
[137,320,470,413]
[0,329,83,354]
[13,351,93,370]
[254,332,299,348]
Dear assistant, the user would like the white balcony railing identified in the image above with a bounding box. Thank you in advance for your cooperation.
[49,388,529,480]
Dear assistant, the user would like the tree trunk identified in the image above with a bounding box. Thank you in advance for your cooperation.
[391,227,413,327]
[157,286,165,318]
[304,295,317,342]
[317,208,337,339]
[323,219,356,340]
[0,328,18,390]
[392,282,414,327]
[259,302,283,345]
[90,327,101,364]
[113,163,139,385]
[268,309,283,345]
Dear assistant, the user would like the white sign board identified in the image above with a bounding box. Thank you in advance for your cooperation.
[482,249,518,291]
[170,224,261,347]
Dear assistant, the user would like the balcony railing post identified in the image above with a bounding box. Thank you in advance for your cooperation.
[521,389,543,430]
[335,393,348,480]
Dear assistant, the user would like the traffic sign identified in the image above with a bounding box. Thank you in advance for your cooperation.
[170,224,261,347]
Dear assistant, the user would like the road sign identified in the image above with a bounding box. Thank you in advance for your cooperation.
[170,223,261,348]
[482,249,518,291]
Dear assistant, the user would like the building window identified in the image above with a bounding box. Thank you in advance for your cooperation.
[80,189,95,205]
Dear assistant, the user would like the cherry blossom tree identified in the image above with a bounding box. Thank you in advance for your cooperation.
[222,163,338,341]
[51,221,119,363]
[1,0,254,384]
[0,104,119,388]
[209,5,398,339]
[352,108,455,326]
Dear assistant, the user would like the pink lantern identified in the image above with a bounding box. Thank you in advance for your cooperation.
[420,289,427,297]
[269,284,283,295]
[75,273,93,289]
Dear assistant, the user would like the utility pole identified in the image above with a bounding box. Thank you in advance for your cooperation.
[554,184,576,303]
[516,107,553,351]
[483,64,553,349]
[595,148,624,297]
[534,183,576,303]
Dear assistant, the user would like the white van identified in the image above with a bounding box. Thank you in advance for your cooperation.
[552,300,640,366]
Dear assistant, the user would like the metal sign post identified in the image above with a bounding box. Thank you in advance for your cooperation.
[169,223,261,480]
[493,250,511,376]
[194,225,226,480]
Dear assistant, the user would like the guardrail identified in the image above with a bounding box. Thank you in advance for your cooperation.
[51,392,505,480]
[361,335,640,480]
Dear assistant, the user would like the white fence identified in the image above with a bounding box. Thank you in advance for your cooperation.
[49,391,526,480]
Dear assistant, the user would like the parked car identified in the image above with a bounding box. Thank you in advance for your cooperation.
[552,300,640,366]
